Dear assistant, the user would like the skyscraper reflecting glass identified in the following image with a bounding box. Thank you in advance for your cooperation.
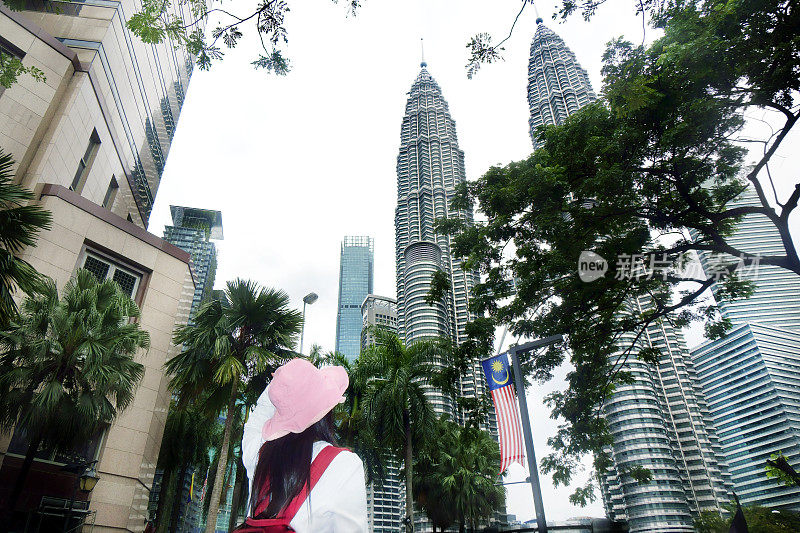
[335,236,374,360]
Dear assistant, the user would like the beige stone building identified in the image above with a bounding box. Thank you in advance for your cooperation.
[0,1,197,531]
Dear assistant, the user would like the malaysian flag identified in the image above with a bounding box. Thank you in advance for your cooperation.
[482,353,526,474]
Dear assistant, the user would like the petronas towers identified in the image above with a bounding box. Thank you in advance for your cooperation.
[527,18,731,533]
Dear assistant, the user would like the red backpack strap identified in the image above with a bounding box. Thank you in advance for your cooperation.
[280,446,347,521]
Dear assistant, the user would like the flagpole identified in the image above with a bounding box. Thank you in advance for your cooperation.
[509,335,562,533]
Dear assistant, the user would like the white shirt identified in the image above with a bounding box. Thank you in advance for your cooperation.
[242,386,368,533]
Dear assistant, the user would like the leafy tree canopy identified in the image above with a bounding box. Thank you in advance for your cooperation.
[442,0,800,502]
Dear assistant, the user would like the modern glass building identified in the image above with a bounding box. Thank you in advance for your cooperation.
[687,184,800,510]
[693,185,800,331]
[335,236,374,360]
[153,206,223,531]
[163,206,224,320]
[691,324,800,510]
[527,17,596,149]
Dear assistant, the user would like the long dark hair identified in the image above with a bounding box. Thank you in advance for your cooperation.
[249,411,337,519]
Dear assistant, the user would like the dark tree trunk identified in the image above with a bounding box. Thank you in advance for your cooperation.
[227,457,245,531]
[168,465,188,533]
[153,468,172,531]
[6,432,43,514]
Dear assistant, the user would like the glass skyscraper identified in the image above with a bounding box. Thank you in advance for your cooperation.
[527,17,596,149]
[335,236,374,360]
[163,206,224,320]
[157,206,223,531]
[689,184,800,511]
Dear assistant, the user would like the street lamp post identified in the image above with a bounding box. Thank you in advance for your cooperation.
[61,460,99,533]
[299,292,318,355]
[508,334,563,533]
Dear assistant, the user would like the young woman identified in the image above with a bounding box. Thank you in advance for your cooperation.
[239,358,367,532]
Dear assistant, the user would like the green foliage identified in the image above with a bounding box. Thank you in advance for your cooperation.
[125,0,360,73]
[0,149,51,326]
[425,268,451,306]
[445,0,800,502]
[0,269,148,453]
[0,52,46,89]
[695,504,800,533]
[413,416,504,531]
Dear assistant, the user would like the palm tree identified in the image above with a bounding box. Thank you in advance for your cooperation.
[168,279,302,533]
[0,148,51,326]
[415,417,504,532]
[0,269,148,516]
[359,329,450,532]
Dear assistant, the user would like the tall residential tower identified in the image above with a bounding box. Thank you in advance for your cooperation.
[335,236,374,360]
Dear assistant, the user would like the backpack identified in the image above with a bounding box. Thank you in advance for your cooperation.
[235,446,346,532]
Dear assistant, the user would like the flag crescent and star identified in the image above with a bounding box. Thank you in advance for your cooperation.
[481,353,526,474]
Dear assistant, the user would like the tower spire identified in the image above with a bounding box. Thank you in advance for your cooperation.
[534,0,542,23]
[420,38,427,68]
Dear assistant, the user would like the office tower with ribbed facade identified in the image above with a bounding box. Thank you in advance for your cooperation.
[336,236,374,360]
[599,299,732,532]
[395,62,483,406]
[690,185,800,511]
[527,17,596,149]
[525,19,731,531]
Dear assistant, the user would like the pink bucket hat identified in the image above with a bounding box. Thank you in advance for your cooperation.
[262,358,349,441]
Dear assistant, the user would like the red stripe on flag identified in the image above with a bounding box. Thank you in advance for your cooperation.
[491,385,525,474]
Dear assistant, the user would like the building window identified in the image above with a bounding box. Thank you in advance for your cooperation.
[70,129,101,194]
[0,36,28,99]
[80,249,142,299]
[102,175,119,209]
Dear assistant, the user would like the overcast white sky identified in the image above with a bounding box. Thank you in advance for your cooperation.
[146,0,800,523]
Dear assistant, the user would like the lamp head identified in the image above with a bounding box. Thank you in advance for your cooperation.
[303,292,319,305]
[79,468,100,493]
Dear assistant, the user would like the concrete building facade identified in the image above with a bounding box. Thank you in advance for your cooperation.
[0,1,196,531]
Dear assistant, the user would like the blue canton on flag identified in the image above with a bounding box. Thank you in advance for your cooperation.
[482,353,513,391]
[482,352,525,473]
